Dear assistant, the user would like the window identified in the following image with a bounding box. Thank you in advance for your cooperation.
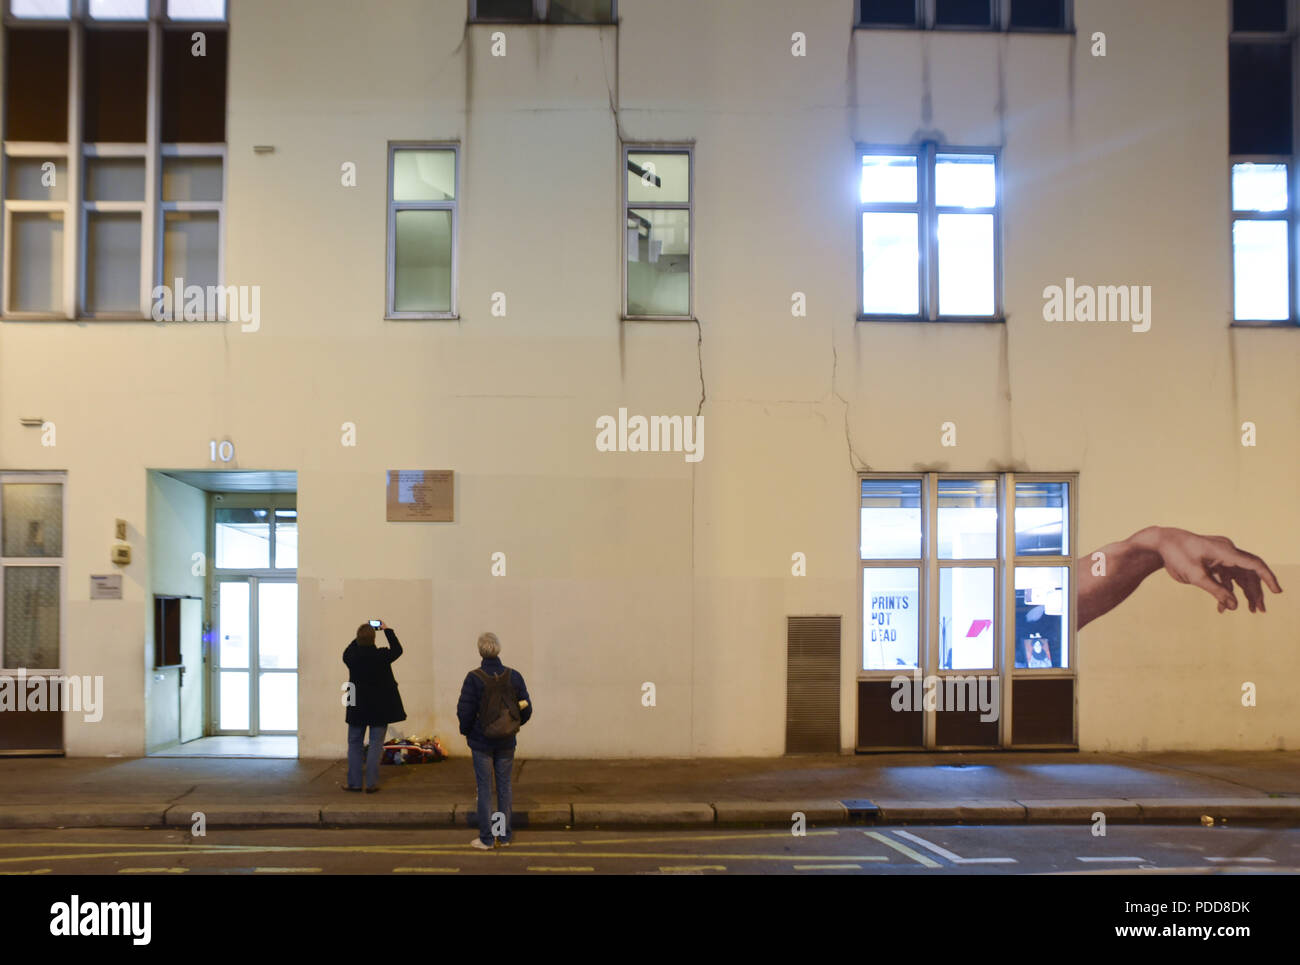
[1229,3,1295,323]
[857,0,1069,31]
[1,0,227,319]
[624,146,692,318]
[860,474,1074,674]
[1,475,65,672]
[386,144,458,318]
[469,0,615,23]
[858,145,999,320]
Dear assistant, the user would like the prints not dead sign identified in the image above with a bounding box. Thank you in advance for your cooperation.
[386,470,454,522]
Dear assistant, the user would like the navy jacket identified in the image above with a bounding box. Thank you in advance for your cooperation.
[457,656,532,752]
[343,628,407,727]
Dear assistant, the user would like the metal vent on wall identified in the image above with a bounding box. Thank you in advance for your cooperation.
[785,616,841,753]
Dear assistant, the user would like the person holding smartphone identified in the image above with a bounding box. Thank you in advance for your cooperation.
[342,620,406,792]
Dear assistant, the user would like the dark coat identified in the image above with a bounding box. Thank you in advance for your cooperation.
[456,656,532,752]
[343,628,407,727]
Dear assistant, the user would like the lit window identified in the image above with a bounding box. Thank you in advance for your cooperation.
[625,147,692,318]
[859,146,999,320]
[387,145,458,318]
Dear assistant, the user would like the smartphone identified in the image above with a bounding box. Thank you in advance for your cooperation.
[369,619,382,628]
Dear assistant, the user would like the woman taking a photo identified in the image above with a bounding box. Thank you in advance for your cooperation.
[342,620,406,792]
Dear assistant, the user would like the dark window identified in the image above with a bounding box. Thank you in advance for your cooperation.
[82,29,148,142]
[1233,0,1287,32]
[1009,0,1066,30]
[936,0,992,27]
[547,0,613,23]
[860,0,918,27]
[161,28,227,142]
[154,597,182,667]
[474,0,534,19]
[1230,42,1293,155]
[5,28,70,141]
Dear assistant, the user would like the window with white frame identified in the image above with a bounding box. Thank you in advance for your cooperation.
[2,0,227,319]
[857,0,1070,31]
[1229,0,1295,324]
[0,474,65,673]
[858,145,999,320]
[860,474,1073,674]
[470,0,615,24]
[386,144,458,318]
[625,146,692,318]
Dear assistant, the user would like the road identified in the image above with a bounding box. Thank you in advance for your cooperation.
[0,824,1296,874]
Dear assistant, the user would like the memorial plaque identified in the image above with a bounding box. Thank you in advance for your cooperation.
[386,470,454,522]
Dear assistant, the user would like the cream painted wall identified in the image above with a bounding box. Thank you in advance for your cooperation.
[0,1,1296,757]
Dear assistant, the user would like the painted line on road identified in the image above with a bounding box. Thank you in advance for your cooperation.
[578,830,838,847]
[1076,857,1146,863]
[1206,857,1274,863]
[659,865,726,872]
[393,867,459,873]
[863,831,940,868]
[118,867,187,874]
[527,866,594,872]
[893,830,1016,865]
[253,867,322,873]
[0,869,51,874]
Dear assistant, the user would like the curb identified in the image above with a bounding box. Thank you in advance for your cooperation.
[0,798,1297,829]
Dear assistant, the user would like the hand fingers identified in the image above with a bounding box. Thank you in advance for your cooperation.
[1213,544,1283,595]
[1192,572,1237,611]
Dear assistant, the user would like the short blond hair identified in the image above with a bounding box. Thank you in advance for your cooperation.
[477,632,500,658]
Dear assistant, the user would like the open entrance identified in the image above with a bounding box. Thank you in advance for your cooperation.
[146,470,297,758]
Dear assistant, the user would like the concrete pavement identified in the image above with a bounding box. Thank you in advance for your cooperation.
[0,750,1297,829]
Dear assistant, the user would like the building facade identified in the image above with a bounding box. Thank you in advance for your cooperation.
[0,0,1296,759]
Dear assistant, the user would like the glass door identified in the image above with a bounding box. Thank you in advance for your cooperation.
[213,576,297,735]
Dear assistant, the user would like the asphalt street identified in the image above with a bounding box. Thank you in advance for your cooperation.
[0,824,1296,875]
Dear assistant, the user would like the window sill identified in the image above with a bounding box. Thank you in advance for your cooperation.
[1230,319,1300,328]
[855,24,1074,35]
[468,19,617,26]
[1,315,194,323]
[857,314,1005,324]
[385,314,460,321]
[622,315,697,323]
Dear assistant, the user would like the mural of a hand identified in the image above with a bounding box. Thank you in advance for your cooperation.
[1146,528,1282,614]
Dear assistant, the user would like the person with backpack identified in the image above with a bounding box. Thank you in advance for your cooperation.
[456,631,532,849]
[342,620,407,792]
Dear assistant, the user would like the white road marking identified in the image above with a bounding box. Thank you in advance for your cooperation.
[119,867,187,874]
[892,830,1016,864]
[864,830,940,868]
[1206,857,1274,863]
[659,865,726,872]
[253,867,322,873]
[1076,856,1146,863]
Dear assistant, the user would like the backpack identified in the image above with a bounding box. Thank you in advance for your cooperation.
[473,668,521,739]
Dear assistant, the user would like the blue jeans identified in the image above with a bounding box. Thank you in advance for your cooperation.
[347,724,386,788]
[472,747,514,844]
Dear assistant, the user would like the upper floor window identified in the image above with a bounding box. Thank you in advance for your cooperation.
[470,0,614,24]
[1,0,227,319]
[858,145,1000,321]
[624,146,692,319]
[1229,0,1295,324]
[386,144,458,319]
[857,0,1069,32]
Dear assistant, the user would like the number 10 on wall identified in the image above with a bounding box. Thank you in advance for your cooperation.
[209,440,235,463]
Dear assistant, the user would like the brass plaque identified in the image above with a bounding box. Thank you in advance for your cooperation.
[386,470,454,522]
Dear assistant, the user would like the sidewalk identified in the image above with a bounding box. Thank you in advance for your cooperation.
[1,751,1298,829]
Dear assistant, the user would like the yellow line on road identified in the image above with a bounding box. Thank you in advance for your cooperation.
[394,867,459,873]
[0,869,51,874]
[119,867,187,874]
[864,831,941,868]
